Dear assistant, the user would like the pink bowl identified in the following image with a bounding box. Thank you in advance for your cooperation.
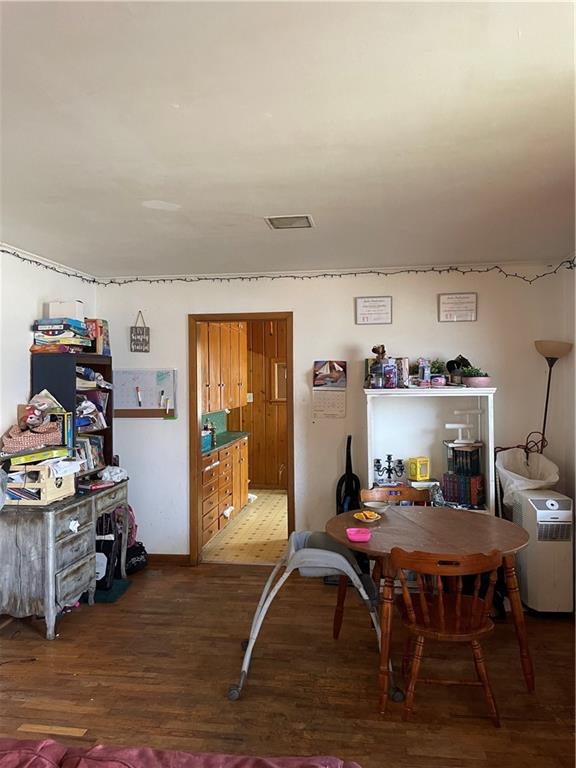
[346,527,372,543]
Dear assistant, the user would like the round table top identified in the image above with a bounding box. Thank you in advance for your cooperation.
[326,506,528,559]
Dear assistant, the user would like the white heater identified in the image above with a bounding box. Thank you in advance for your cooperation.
[511,489,573,612]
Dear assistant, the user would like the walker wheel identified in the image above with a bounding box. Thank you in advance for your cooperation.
[241,639,249,651]
[390,687,405,703]
[227,685,241,702]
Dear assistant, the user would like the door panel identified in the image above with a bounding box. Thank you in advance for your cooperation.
[208,322,221,412]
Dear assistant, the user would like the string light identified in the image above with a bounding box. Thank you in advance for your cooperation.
[1,247,574,287]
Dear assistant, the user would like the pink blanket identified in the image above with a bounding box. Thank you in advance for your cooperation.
[0,740,361,768]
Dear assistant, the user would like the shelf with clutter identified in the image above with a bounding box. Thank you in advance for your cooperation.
[364,345,496,514]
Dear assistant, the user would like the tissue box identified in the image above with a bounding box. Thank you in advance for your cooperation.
[201,431,212,452]
[47,300,85,321]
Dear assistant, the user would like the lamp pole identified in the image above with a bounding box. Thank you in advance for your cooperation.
[540,357,558,452]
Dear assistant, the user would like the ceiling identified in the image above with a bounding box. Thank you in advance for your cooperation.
[1,2,574,277]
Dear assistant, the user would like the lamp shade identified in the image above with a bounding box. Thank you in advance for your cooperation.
[534,340,573,360]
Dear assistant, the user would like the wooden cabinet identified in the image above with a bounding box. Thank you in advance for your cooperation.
[198,322,248,414]
[201,436,249,547]
[239,437,249,509]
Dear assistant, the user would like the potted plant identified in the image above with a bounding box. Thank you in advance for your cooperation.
[460,366,491,388]
[430,359,447,387]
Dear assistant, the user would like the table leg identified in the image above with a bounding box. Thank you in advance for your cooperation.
[378,555,395,714]
[503,553,535,692]
[120,505,129,580]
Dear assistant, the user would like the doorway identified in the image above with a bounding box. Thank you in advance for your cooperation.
[188,312,294,566]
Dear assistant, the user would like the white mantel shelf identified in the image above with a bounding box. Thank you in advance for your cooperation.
[364,387,497,397]
[364,386,497,515]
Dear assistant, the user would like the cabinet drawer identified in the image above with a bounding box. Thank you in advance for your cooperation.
[219,446,233,462]
[219,514,229,531]
[219,470,232,488]
[219,483,232,503]
[219,499,234,519]
[202,505,219,531]
[202,465,219,485]
[94,484,128,516]
[219,457,233,474]
[56,554,95,607]
[202,519,218,546]
[202,492,219,516]
[54,501,93,542]
[202,480,219,500]
[202,451,218,470]
[55,525,94,571]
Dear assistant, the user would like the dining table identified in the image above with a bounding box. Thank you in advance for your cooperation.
[326,505,533,714]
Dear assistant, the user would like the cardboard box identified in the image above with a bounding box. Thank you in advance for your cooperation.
[5,464,75,506]
[47,300,85,321]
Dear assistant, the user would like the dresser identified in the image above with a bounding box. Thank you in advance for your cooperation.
[0,481,128,639]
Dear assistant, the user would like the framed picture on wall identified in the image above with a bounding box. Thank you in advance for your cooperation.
[438,292,477,322]
[355,296,393,324]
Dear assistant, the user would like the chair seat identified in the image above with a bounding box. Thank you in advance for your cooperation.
[397,592,495,641]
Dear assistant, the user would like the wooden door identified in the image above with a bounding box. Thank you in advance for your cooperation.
[238,322,248,407]
[232,440,241,516]
[208,322,221,413]
[240,437,249,509]
[230,323,240,409]
[220,322,232,410]
[198,322,210,415]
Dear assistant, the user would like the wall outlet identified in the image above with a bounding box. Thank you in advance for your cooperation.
[247,392,254,403]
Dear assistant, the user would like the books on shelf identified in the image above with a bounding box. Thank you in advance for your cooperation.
[31,317,92,354]
[76,435,105,472]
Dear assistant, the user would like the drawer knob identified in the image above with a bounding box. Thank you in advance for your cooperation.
[69,519,80,533]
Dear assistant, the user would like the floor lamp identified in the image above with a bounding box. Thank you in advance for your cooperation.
[534,340,573,452]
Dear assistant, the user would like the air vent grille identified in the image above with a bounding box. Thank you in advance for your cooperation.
[265,215,313,230]
[537,523,572,542]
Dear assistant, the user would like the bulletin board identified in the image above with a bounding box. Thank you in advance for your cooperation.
[113,369,177,418]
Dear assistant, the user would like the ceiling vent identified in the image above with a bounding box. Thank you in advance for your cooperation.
[265,215,314,230]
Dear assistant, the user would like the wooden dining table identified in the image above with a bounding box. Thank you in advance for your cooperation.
[326,505,533,713]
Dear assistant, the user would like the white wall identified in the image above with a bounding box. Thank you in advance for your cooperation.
[0,255,96,431]
[96,264,575,554]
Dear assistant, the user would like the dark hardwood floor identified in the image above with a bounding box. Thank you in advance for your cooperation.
[0,564,573,768]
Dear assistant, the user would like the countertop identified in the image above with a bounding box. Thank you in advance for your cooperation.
[201,430,248,454]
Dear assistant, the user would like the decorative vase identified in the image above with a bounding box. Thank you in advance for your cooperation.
[462,376,491,388]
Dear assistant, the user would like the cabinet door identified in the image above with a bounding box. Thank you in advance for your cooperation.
[238,321,248,407]
[232,441,241,517]
[239,437,249,509]
[208,322,221,412]
[229,323,241,409]
[220,322,232,410]
[198,322,210,415]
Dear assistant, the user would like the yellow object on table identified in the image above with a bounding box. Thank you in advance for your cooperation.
[407,456,430,481]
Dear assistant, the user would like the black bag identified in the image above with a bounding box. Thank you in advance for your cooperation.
[118,541,148,576]
[96,513,120,591]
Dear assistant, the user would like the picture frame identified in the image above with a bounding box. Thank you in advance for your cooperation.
[355,296,393,325]
[438,292,477,322]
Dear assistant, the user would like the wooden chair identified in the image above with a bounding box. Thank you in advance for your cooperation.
[391,547,502,726]
[332,486,431,641]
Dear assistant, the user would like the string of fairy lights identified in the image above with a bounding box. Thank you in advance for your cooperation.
[1,247,574,287]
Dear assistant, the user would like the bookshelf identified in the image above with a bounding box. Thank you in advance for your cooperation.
[364,387,497,514]
[30,353,114,468]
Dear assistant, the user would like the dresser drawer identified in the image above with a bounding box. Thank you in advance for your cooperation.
[219,499,234,519]
[202,505,219,531]
[202,492,219,517]
[219,483,232,503]
[54,501,93,542]
[202,479,219,500]
[56,554,95,607]
[202,519,218,546]
[219,457,233,474]
[55,525,94,571]
[94,484,128,516]
[219,470,232,487]
[202,465,219,486]
[219,445,233,462]
[202,451,218,470]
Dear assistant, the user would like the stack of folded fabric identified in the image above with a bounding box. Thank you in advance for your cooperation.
[30,317,92,353]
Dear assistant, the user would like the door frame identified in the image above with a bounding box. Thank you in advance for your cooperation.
[188,311,295,565]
